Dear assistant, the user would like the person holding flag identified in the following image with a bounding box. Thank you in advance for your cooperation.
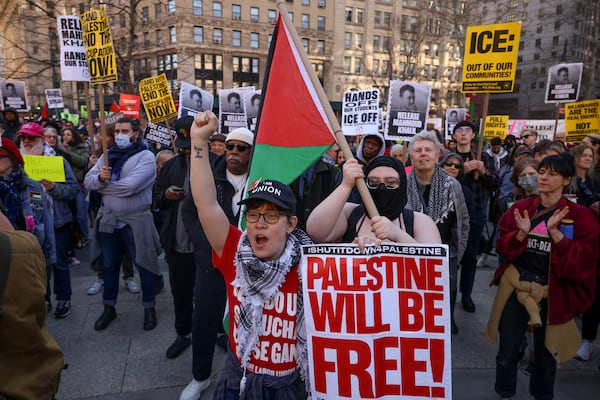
[189,110,313,399]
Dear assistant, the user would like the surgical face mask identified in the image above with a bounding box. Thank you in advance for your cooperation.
[518,175,538,193]
[115,133,132,149]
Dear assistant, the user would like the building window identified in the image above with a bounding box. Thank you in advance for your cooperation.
[301,14,309,29]
[552,35,559,45]
[535,38,541,48]
[213,28,222,44]
[301,38,309,52]
[383,12,391,27]
[373,35,381,51]
[533,53,540,60]
[317,40,324,55]
[447,66,454,80]
[250,33,259,48]
[403,0,419,8]
[313,61,324,85]
[302,0,310,5]
[431,65,439,80]
[428,19,441,35]
[374,10,382,26]
[213,2,222,18]
[556,4,563,14]
[232,4,241,20]
[354,57,363,74]
[144,32,150,48]
[382,36,390,51]
[373,59,380,75]
[432,43,439,57]
[355,33,363,49]
[288,12,293,22]
[317,16,325,31]
[142,6,149,22]
[382,60,389,76]
[536,25,543,34]
[554,20,560,30]
[423,64,430,79]
[250,7,259,22]
[268,9,276,24]
[167,0,175,15]
[193,0,202,15]
[345,7,353,23]
[169,26,176,43]
[193,26,203,43]
[538,81,544,89]
[194,54,223,97]
[155,3,162,19]
[232,30,241,46]
[156,30,163,45]
[356,8,364,24]
[401,15,419,33]
[344,32,352,49]
[157,53,178,89]
[119,14,126,27]
[343,57,351,73]
[232,56,259,87]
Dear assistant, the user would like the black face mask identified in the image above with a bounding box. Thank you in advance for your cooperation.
[363,156,408,221]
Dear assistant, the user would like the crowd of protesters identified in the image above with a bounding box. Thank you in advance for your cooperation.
[1,107,599,400]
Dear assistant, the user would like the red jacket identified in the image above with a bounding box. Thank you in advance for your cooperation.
[493,195,599,324]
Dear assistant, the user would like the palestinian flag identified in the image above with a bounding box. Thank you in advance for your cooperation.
[247,13,336,188]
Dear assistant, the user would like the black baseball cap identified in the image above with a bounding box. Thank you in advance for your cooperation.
[238,179,296,213]
[452,121,477,134]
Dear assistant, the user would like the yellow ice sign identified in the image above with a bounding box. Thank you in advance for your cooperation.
[565,100,600,143]
[80,9,118,84]
[462,22,521,93]
[139,74,177,123]
[483,115,509,140]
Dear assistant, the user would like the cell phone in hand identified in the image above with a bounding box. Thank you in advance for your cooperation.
[172,186,185,193]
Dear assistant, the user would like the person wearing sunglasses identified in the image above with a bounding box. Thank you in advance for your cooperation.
[188,111,314,398]
[307,155,440,246]
[519,129,538,151]
[405,131,470,334]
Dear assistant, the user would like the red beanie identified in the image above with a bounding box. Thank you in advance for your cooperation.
[0,137,25,166]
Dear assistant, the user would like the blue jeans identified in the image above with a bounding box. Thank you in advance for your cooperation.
[75,188,89,240]
[460,207,485,297]
[46,226,72,301]
[98,226,156,308]
[495,293,556,399]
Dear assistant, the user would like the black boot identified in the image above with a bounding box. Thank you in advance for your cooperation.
[95,305,116,331]
[143,307,157,331]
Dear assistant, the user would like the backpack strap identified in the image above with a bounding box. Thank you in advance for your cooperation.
[0,232,12,317]
[342,205,365,243]
[402,209,415,238]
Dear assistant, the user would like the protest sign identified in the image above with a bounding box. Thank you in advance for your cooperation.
[0,81,28,112]
[385,81,431,140]
[57,15,90,82]
[508,119,566,141]
[45,89,64,109]
[565,100,600,143]
[178,82,214,118]
[104,112,124,126]
[119,93,141,118]
[244,89,262,133]
[23,155,66,182]
[544,63,582,103]
[445,108,467,138]
[341,89,380,136]
[145,122,176,148]
[219,87,254,134]
[80,9,118,85]
[139,74,177,123]
[483,115,509,140]
[301,243,451,400]
[461,22,521,93]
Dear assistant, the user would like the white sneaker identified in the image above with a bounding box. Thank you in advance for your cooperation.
[476,254,489,268]
[180,378,211,400]
[576,339,593,361]
[124,277,141,294]
[87,279,104,295]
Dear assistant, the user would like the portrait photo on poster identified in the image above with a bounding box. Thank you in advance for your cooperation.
[385,80,432,139]
[244,90,262,132]
[179,82,214,118]
[544,63,582,104]
[0,81,28,111]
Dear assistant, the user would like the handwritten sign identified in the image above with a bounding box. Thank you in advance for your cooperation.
[462,22,521,93]
[301,243,451,400]
[23,155,66,182]
[80,9,118,84]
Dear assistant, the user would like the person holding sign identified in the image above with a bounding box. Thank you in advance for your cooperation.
[84,117,161,332]
[189,111,313,399]
[19,122,80,319]
[307,156,441,245]
[487,155,599,400]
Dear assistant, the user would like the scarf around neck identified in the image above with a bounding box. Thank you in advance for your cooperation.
[107,140,146,181]
[407,166,454,224]
[0,170,22,225]
[233,227,313,393]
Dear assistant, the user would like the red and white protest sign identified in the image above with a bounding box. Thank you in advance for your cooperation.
[301,243,451,400]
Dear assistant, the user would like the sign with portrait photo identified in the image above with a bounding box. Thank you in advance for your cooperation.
[544,63,583,103]
[384,80,431,140]
[178,81,214,118]
[218,87,254,135]
[244,89,262,133]
[0,81,28,112]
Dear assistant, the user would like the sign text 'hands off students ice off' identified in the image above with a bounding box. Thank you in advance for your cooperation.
[301,243,452,400]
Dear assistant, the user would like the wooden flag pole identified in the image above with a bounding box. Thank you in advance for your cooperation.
[475,93,490,180]
[165,120,178,153]
[98,85,108,162]
[552,102,561,140]
[275,1,378,218]
[84,82,96,154]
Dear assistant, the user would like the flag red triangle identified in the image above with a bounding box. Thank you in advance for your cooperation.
[256,15,334,147]
[110,100,120,113]
[41,101,48,119]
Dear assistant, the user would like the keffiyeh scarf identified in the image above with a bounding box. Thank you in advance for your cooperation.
[407,167,455,224]
[233,228,313,394]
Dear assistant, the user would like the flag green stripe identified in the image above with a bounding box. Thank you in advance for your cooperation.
[248,144,332,185]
